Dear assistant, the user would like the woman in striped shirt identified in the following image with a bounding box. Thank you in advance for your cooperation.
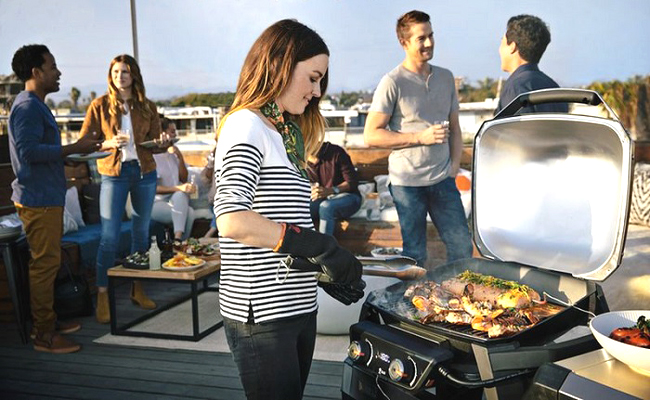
[213,19,364,400]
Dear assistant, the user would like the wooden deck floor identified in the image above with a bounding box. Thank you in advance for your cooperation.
[0,280,346,400]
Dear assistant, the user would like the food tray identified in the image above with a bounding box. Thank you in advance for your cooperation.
[140,137,180,148]
[66,151,111,161]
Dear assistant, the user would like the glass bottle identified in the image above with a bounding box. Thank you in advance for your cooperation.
[149,236,161,270]
[161,228,174,263]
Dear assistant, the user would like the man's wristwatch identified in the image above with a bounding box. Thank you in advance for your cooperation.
[332,186,341,195]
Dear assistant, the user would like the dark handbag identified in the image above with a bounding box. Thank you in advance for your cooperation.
[54,252,93,319]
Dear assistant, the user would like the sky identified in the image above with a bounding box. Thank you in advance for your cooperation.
[1,0,649,104]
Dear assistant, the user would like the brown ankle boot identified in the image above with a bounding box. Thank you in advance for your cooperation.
[96,291,110,324]
[33,331,81,354]
[131,281,156,309]
[30,320,81,340]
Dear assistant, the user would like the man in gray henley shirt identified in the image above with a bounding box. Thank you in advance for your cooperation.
[364,10,472,268]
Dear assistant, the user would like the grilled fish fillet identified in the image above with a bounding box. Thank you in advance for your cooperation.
[441,272,541,309]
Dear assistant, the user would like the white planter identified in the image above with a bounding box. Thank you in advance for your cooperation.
[316,275,401,335]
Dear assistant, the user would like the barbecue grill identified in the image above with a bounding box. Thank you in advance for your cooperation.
[341,89,634,400]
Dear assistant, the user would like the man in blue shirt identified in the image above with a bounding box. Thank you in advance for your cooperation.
[9,44,100,353]
[496,15,569,114]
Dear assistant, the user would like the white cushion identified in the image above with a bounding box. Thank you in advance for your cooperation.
[316,276,401,334]
[65,186,85,227]
[374,174,394,209]
[193,208,214,220]
[63,208,78,234]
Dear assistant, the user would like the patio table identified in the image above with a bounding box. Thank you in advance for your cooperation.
[107,260,221,341]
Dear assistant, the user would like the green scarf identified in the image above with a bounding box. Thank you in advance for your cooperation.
[260,101,308,179]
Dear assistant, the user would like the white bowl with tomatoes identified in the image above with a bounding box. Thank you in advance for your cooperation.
[589,310,650,374]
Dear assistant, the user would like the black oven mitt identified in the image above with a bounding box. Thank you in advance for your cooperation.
[274,224,362,285]
[283,256,366,305]
[318,279,366,305]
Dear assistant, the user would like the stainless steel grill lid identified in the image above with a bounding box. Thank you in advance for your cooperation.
[472,89,633,281]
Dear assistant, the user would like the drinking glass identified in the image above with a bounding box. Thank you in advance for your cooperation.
[432,120,449,144]
[189,175,199,200]
[117,129,130,148]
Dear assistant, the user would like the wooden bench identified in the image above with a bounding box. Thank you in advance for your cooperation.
[332,146,477,269]
[334,219,447,268]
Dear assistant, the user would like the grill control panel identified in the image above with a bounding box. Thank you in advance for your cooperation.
[347,321,454,391]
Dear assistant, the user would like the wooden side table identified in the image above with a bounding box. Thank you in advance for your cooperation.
[107,260,221,341]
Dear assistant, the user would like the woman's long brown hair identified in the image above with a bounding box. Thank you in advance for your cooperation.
[107,54,151,119]
[217,19,330,163]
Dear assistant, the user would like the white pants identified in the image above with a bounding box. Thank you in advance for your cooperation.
[151,192,195,240]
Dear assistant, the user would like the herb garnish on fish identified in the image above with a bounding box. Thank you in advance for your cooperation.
[458,270,533,297]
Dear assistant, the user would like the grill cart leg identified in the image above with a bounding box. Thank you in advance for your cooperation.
[472,344,529,400]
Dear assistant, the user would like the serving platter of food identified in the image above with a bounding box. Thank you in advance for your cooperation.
[370,247,402,257]
[123,251,150,270]
[173,237,220,260]
[162,252,206,271]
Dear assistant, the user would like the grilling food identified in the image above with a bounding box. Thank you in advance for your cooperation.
[441,270,541,309]
[404,270,563,338]
[609,315,650,348]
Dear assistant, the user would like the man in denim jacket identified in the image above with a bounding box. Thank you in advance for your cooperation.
[9,44,100,353]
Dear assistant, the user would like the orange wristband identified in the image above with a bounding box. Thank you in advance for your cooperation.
[272,222,287,252]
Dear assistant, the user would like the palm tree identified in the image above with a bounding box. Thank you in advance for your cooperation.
[587,77,649,138]
[70,87,80,112]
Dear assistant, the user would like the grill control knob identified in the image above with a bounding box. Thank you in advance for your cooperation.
[347,341,370,364]
[388,358,415,384]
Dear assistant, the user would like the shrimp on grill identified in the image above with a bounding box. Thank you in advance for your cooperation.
[406,281,463,311]
[471,303,563,337]
[516,303,564,324]
[407,282,468,324]
[471,310,535,338]
[421,310,472,325]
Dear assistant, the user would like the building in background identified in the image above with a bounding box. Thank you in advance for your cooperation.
[0,74,21,115]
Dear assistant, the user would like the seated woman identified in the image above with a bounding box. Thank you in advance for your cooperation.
[151,118,197,240]
[308,141,362,235]
[199,146,218,238]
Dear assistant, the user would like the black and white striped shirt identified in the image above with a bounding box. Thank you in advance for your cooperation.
[214,109,318,323]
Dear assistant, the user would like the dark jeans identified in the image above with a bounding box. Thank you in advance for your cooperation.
[223,311,317,400]
[310,192,362,235]
[389,178,472,267]
[96,161,157,287]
